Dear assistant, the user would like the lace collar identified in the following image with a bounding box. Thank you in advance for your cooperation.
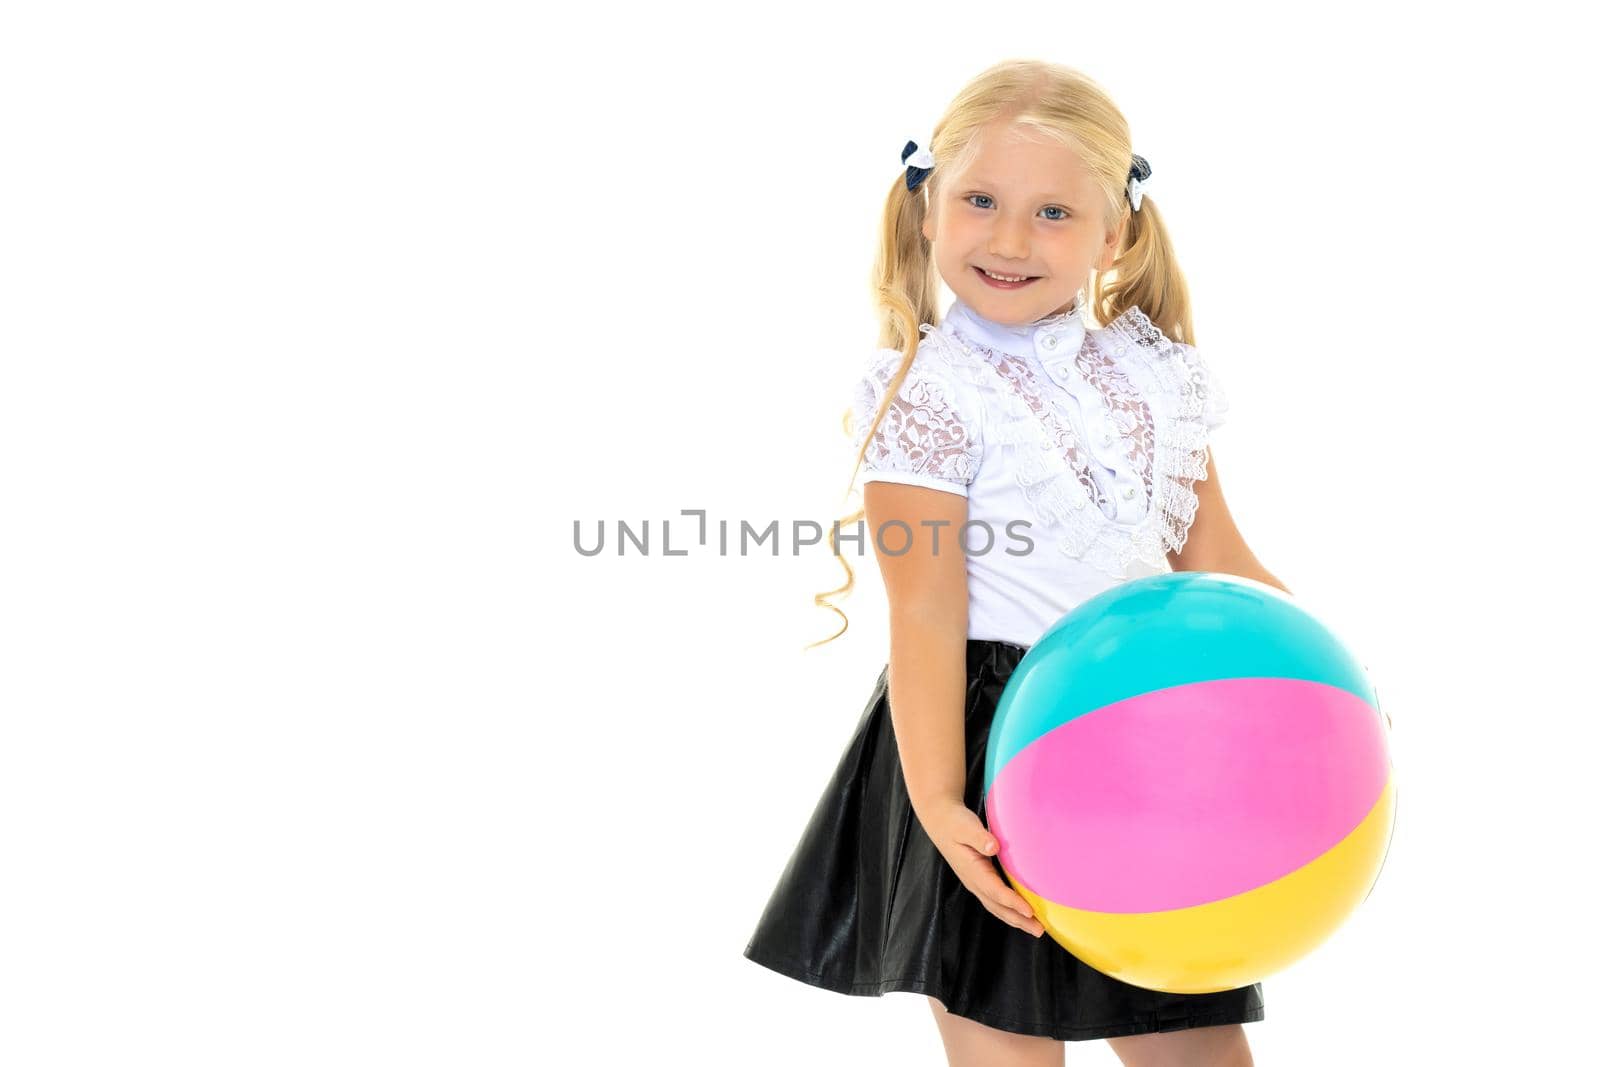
[940,296,1088,367]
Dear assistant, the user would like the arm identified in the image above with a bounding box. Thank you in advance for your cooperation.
[863,480,1048,937]
[1166,447,1291,595]
[862,480,970,820]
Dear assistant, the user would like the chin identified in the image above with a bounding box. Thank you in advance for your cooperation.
[965,285,1063,319]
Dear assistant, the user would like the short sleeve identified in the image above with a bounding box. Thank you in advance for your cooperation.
[1178,343,1229,432]
[849,346,982,497]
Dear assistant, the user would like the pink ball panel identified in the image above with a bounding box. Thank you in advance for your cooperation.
[987,677,1388,913]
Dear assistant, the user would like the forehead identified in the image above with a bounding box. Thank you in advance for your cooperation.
[958,172,1080,199]
[952,131,1096,198]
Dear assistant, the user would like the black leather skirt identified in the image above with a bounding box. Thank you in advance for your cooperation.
[742,638,1266,1042]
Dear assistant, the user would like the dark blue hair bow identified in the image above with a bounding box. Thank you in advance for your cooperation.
[901,140,935,192]
[1127,153,1152,211]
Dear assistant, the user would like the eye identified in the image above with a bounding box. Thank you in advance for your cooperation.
[965,195,1070,220]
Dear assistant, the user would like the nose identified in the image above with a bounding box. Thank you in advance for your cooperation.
[988,211,1031,261]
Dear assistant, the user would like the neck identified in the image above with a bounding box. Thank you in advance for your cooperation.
[944,295,1083,356]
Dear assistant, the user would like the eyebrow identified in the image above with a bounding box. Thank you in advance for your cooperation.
[960,177,1076,202]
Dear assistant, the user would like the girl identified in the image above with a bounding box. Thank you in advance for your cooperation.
[743,60,1288,1067]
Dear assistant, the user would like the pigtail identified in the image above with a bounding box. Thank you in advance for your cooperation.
[1090,191,1198,345]
[805,168,943,651]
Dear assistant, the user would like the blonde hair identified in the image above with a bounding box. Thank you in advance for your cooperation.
[805,59,1198,650]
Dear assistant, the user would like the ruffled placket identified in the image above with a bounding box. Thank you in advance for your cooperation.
[1029,313,1150,526]
[926,298,1218,579]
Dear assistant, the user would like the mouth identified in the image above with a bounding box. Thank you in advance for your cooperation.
[973,265,1040,289]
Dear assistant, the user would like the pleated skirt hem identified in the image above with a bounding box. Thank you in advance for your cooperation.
[742,946,1264,1042]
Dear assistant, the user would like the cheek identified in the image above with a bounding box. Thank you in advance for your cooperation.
[937,213,970,245]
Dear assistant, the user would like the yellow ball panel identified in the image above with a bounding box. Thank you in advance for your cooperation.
[1009,775,1397,994]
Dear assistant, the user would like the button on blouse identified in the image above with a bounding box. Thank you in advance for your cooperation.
[946,299,1147,524]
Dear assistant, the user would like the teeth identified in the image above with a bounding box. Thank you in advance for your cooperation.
[982,268,1031,282]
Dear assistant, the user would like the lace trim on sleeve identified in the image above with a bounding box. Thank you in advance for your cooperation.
[850,344,982,490]
[1168,333,1229,431]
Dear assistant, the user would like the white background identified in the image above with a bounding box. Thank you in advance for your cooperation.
[3,1,1596,1063]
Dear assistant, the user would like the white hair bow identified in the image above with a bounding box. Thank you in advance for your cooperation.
[904,144,935,170]
[1127,174,1148,212]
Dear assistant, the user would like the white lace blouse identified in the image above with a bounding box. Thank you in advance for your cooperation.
[849,296,1229,647]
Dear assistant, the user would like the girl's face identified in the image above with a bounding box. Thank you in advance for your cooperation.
[922,125,1122,325]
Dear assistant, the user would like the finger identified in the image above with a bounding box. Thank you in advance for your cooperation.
[955,862,1046,936]
[980,898,1035,933]
[998,898,1046,937]
[953,813,999,857]
[965,855,1036,919]
[980,898,1046,937]
[995,888,1035,921]
[961,839,999,861]
[983,866,1033,917]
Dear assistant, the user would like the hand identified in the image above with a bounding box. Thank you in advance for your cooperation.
[920,798,1045,938]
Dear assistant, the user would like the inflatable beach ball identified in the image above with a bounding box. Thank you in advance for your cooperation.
[982,571,1396,995]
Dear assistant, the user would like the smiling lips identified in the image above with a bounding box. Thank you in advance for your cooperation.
[975,265,1039,289]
